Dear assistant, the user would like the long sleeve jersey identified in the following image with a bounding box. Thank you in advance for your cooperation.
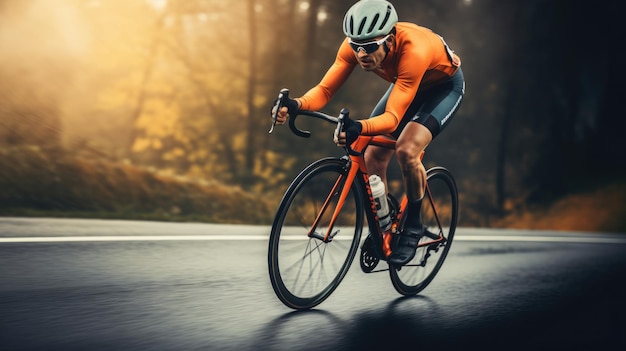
[298,22,461,135]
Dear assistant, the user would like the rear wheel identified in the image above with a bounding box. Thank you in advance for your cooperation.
[268,158,363,310]
[389,167,458,295]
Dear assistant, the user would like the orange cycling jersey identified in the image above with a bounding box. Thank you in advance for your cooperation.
[298,22,461,135]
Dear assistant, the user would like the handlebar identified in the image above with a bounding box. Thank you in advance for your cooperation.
[270,88,341,136]
[269,89,361,156]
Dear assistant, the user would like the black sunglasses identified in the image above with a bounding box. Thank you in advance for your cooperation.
[348,34,390,54]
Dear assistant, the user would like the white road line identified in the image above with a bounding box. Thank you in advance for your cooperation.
[0,235,269,243]
[0,235,625,244]
[457,235,626,244]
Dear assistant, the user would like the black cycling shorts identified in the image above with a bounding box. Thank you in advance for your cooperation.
[370,67,465,139]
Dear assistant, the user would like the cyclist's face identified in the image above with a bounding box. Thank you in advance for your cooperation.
[352,35,391,71]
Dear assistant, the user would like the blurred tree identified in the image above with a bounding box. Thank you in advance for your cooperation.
[244,0,259,183]
[125,7,168,163]
[495,0,527,212]
[0,0,85,150]
[503,0,620,203]
[62,0,163,160]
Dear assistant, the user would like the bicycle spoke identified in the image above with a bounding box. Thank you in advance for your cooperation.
[268,158,363,309]
[389,168,457,296]
[292,240,327,295]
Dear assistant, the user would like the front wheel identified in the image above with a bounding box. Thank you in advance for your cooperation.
[268,158,364,310]
[389,167,458,295]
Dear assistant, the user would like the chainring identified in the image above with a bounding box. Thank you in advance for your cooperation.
[360,235,379,273]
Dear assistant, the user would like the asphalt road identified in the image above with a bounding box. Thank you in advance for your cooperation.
[1,218,625,350]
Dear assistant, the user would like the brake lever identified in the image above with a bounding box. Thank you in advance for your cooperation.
[269,89,288,134]
[337,108,362,156]
[335,109,345,143]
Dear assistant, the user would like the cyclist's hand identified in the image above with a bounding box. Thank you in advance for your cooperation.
[334,118,362,147]
[271,97,300,125]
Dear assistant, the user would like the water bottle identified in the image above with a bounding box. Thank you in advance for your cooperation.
[369,175,391,231]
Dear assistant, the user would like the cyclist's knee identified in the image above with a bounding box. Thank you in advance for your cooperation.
[395,143,424,167]
[396,123,430,165]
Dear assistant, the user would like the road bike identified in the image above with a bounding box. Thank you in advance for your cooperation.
[267,89,458,310]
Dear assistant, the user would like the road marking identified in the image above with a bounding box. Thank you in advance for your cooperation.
[0,235,269,243]
[458,235,626,244]
[0,235,625,244]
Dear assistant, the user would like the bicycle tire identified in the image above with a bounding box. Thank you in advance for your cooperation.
[268,157,364,310]
[389,167,458,295]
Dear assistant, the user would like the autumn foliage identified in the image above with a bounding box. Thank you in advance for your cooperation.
[0,146,273,224]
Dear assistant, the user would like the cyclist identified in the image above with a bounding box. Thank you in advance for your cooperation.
[272,0,465,266]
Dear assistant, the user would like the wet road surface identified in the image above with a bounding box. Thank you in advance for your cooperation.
[1,218,625,350]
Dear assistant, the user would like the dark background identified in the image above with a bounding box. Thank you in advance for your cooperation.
[0,0,624,229]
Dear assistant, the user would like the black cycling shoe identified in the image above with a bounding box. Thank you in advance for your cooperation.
[388,226,425,266]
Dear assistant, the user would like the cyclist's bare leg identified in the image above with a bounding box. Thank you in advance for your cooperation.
[388,122,432,265]
[396,122,432,201]
[396,122,432,226]
[364,145,394,188]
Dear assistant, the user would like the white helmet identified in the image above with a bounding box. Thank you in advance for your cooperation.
[343,0,398,41]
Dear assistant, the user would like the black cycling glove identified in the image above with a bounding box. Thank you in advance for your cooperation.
[271,97,299,117]
[343,117,362,146]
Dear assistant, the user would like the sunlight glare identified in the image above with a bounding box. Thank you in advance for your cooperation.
[147,0,167,11]
[317,10,328,23]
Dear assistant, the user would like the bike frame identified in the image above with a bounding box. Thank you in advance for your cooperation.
[307,130,445,260]
[269,92,445,260]
[268,88,460,310]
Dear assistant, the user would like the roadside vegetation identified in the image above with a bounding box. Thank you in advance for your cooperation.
[1,146,624,233]
[0,146,273,224]
[491,179,626,233]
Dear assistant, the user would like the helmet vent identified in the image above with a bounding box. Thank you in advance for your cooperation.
[357,17,367,35]
[379,6,392,30]
[368,14,380,34]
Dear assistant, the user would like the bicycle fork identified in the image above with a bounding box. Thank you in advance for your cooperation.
[306,160,360,243]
